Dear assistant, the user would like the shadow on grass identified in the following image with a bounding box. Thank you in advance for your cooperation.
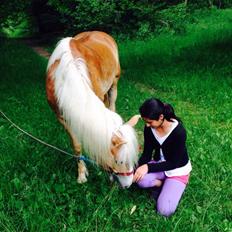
[122,34,232,82]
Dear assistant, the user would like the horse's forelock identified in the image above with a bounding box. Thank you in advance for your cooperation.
[117,124,139,167]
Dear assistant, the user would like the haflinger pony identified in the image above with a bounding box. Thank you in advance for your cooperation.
[46,31,140,188]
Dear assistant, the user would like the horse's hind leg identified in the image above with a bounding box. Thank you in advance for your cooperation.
[106,78,119,112]
[58,117,89,184]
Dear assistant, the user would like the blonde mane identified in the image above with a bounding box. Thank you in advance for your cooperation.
[48,38,138,169]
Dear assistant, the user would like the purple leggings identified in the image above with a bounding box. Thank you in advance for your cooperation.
[137,171,187,217]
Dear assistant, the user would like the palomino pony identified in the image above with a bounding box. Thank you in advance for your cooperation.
[46,31,139,188]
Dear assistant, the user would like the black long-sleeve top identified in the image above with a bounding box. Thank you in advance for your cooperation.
[138,123,189,173]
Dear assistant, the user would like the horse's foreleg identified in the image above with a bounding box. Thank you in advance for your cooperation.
[72,140,89,184]
[58,117,89,184]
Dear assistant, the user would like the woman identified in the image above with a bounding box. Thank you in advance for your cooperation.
[133,98,192,217]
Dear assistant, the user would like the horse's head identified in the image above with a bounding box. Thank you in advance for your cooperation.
[110,122,139,188]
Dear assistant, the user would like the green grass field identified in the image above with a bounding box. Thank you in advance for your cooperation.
[0,9,231,232]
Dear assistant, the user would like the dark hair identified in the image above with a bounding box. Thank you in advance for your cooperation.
[139,98,182,122]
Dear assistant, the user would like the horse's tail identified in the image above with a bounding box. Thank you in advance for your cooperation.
[47,37,72,71]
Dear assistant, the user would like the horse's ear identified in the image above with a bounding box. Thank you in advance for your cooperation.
[111,133,127,156]
[126,114,141,127]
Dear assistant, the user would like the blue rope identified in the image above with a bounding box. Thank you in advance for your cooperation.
[77,155,96,165]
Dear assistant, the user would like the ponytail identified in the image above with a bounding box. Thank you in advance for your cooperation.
[163,103,182,123]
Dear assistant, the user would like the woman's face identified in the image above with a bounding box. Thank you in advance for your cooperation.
[142,115,164,129]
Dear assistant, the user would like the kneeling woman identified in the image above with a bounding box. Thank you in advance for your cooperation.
[133,98,192,217]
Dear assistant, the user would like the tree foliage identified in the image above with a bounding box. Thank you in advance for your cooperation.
[0,1,34,37]
[0,0,231,38]
[46,0,232,38]
[47,0,167,38]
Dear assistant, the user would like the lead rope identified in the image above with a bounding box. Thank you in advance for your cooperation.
[0,110,95,164]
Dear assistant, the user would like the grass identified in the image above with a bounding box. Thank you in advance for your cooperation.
[0,8,232,232]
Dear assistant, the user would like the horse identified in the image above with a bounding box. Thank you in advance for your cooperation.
[46,31,139,188]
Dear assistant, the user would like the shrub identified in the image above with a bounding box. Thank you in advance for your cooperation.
[48,0,166,38]
[0,1,36,38]
[155,3,191,35]
[187,0,232,9]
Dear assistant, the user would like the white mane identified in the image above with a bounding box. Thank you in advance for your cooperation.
[47,38,138,168]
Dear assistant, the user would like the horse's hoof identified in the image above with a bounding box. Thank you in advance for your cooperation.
[109,174,114,182]
[77,175,88,184]
[85,169,89,177]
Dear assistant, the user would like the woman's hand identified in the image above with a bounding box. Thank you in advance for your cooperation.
[133,164,148,182]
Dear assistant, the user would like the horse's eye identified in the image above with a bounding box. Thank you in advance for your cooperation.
[115,160,118,164]
[120,161,123,164]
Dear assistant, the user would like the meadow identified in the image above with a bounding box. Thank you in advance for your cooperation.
[0,9,231,232]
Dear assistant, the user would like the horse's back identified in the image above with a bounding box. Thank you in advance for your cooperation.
[73,31,118,56]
